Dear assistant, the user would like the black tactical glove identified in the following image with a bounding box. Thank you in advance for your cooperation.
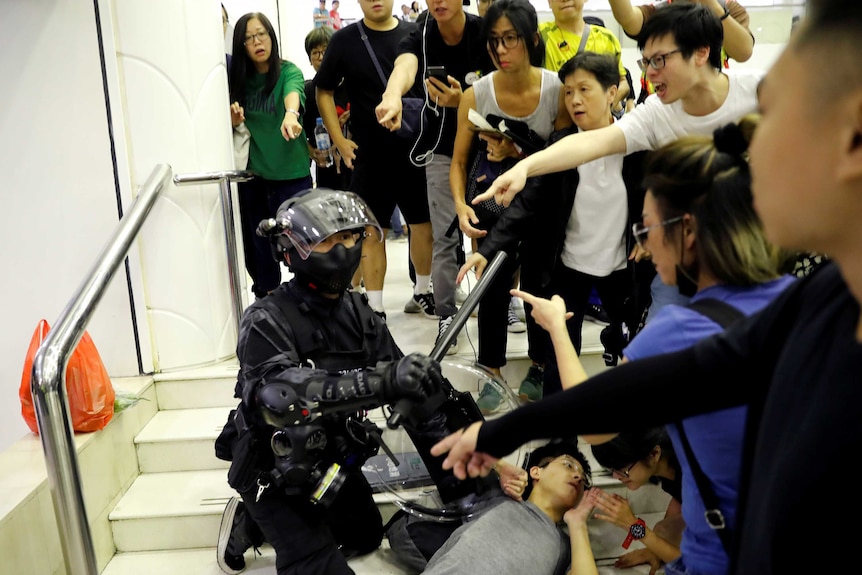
[380,353,443,403]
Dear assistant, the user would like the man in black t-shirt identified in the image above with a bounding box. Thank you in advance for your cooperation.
[316,0,435,320]
[376,0,494,353]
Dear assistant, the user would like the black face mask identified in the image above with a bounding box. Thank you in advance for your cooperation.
[290,241,362,294]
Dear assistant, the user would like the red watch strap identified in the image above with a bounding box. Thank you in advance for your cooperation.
[621,518,647,549]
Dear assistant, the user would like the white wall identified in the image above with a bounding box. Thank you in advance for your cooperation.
[0,0,145,451]
[0,0,242,451]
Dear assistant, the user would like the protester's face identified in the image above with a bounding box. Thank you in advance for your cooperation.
[402,5,410,14]
[487,16,528,72]
[641,34,697,104]
[549,0,584,23]
[243,18,272,65]
[610,459,653,491]
[640,190,685,286]
[309,44,327,72]
[531,455,587,508]
[477,0,493,18]
[428,0,463,25]
[750,46,844,254]
[564,69,615,131]
[360,0,395,22]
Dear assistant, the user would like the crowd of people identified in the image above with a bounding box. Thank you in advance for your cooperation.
[213,1,862,574]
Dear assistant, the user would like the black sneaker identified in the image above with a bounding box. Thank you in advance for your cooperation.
[217,497,264,574]
[584,303,610,326]
[404,292,437,318]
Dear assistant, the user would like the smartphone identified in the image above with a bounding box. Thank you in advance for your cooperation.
[426,65,448,84]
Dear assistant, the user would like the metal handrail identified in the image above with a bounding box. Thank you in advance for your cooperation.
[30,164,172,575]
[173,169,255,335]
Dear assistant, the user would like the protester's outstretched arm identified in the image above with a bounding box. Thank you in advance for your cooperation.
[376,53,420,132]
[511,289,586,389]
[565,489,601,575]
[474,125,627,207]
[608,0,645,36]
[705,0,754,62]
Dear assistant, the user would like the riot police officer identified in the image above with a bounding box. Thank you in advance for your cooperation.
[214,189,443,574]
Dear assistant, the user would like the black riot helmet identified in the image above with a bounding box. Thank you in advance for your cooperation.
[258,189,382,294]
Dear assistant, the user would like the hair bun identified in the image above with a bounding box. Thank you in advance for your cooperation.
[713,122,749,157]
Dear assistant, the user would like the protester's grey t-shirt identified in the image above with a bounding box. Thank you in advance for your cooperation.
[423,500,569,575]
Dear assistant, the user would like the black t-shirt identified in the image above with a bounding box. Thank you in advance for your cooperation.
[398,12,495,156]
[315,20,420,150]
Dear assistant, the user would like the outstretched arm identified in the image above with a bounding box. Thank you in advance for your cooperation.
[377,53,420,132]
[474,125,627,207]
[701,0,754,62]
[609,0,645,37]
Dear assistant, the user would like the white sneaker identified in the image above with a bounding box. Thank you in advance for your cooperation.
[510,296,526,322]
[404,292,437,318]
[507,300,527,333]
[455,285,468,305]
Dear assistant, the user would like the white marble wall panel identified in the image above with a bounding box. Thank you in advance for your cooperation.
[112,0,239,370]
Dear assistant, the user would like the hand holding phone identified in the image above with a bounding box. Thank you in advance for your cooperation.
[426,65,448,84]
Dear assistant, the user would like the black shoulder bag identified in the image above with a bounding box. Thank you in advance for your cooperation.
[357,21,424,140]
[677,298,745,554]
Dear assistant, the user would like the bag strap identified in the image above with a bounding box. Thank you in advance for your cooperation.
[357,21,390,88]
[674,298,745,554]
[576,23,591,55]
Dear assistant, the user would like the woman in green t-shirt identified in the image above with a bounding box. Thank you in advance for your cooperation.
[229,12,312,299]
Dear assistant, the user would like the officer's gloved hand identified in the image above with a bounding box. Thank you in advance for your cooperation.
[382,353,443,403]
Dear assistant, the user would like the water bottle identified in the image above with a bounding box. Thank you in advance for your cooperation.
[314,118,334,168]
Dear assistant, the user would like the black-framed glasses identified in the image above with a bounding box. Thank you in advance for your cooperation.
[611,461,638,479]
[487,33,522,51]
[243,31,270,45]
[636,49,682,72]
[632,216,684,250]
[310,47,327,59]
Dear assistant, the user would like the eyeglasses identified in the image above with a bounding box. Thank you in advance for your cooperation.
[243,31,270,45]
[632,216,684,249]
[611,461,638,479]
[636,49,682,72]
[487,33,521,51]
[311,48,327,59]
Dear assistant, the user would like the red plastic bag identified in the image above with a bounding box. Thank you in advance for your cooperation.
[19,320,115,433]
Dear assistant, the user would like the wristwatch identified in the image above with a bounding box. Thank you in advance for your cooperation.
[621,518,647,549]
[630,519,647,539]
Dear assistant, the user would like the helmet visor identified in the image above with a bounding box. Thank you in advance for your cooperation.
[277,191,382,260]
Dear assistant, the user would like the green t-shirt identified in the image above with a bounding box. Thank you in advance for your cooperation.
[243,61,311,181]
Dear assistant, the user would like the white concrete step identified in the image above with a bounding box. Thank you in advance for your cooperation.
[153,363,239,410]
[135,407,233,473]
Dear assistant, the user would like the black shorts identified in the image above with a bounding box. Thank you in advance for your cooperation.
[349,146,430,226]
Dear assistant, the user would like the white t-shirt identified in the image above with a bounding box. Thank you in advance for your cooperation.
[619,69,762,153]
[560,147,628,276]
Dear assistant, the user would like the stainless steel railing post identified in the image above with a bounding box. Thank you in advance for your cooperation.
[173,170,255,336]
[31,164,172,575]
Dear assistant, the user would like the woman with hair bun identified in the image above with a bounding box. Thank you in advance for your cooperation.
[510,116,795,575]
